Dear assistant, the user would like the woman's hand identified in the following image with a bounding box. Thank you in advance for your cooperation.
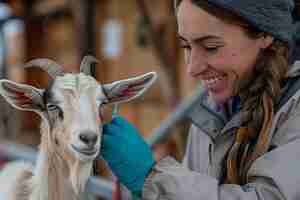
[101,115,156,197]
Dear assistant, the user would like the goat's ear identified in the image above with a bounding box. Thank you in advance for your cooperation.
[0,80,45,113]
[102,72,157,104]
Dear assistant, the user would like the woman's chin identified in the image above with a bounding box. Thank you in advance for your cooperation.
[208,90,232,105]
[203,77,231,105]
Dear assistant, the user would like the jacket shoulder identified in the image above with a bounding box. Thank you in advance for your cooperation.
[271,88,300,146]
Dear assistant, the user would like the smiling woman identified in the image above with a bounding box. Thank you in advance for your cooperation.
[176,0,289,184]
[177,0,283,104]
[97,0,300,200]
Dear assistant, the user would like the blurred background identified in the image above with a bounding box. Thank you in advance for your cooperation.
[0,0,199,189]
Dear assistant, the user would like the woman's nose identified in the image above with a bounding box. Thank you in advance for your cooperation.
[186,48,207,77]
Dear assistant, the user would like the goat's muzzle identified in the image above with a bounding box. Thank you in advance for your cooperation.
[79,131,98,149]
[70,130,100,159]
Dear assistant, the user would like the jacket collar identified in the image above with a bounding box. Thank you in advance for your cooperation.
[188,93,243,140]
[188,93,228,139]
[287,61,300,78]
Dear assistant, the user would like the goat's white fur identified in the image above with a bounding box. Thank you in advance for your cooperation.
[0,69,157,200]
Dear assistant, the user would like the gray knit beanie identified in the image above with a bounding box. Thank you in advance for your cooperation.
[176,0,300,47]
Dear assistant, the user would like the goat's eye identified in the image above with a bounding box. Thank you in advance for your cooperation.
[47,104,64,119]
[47,104,59,111]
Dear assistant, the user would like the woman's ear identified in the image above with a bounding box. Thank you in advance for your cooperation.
[260,35,274,49]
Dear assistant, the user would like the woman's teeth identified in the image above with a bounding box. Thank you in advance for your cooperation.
[203,77,221,84]
[206,78,220,84]
[203,77,223,88]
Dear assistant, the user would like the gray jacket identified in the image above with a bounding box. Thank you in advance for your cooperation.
[142,61,300,200]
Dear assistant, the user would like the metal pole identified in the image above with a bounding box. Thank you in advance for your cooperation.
[0,141,37,163]
[86,176,113,199]
[148,86,210,146]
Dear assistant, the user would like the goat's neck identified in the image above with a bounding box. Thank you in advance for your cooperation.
[29,135,77,200]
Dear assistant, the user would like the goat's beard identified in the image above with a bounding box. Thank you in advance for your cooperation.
[40,118,95,197]
[69,159,93,196]
[61,143,94,195]
[42,124,93,196]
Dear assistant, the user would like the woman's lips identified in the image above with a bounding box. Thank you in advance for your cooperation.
[202,75,227,92]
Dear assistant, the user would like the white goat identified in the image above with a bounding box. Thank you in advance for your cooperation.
[0,56,157,200]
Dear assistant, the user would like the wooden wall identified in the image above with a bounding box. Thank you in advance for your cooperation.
[3,0,199,158]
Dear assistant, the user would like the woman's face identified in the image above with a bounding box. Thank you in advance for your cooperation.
[177,0,268,104]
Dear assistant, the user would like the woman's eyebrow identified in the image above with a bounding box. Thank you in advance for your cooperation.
[178,34,221,43]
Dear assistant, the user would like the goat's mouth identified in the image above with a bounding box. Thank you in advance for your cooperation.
[70,144,98,157]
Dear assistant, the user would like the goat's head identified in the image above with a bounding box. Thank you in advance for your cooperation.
[0,56,157,192]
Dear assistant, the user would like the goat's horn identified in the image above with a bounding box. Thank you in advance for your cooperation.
[80,55,99,76]
[24,58,64,79]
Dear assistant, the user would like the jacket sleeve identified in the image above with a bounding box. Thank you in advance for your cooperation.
[142,138,300,200]
[141,115,300,200]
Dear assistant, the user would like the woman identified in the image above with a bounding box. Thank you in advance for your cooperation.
[100,0,300,199]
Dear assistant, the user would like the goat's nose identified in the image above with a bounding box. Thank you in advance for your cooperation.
[79,132,98,148]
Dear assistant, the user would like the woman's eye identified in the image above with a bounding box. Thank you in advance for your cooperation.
[179,40,191,50]
[180,45,190,49]
[204,46,219,52]
[180,44,191,50]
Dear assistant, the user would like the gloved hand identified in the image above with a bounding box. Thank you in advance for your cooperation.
[101,115,156,197]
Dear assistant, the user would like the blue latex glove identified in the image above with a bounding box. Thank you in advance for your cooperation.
[100,115,156,197]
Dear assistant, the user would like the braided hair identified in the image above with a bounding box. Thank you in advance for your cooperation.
[175,0,290,184]
[227,39,288,184]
